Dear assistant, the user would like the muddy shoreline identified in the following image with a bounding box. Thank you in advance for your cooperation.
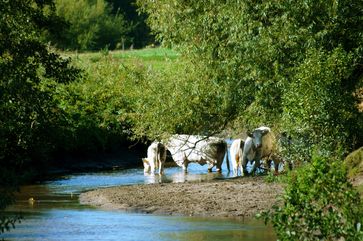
[80,176,283,219]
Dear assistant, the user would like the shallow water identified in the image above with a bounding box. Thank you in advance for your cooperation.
[2,160,276,241]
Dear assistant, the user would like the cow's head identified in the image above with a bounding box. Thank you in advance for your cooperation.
[247,127,270,149]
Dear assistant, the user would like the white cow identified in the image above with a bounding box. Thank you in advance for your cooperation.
[166,134,229,173]
[230,139,245,176]
[241,126,280,176]
[142,141,167,175]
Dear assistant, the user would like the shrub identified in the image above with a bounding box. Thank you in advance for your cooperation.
[260,155,363,240]
[281,48,360,160]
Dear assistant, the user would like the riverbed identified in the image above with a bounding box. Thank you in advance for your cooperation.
[2,162,278,240]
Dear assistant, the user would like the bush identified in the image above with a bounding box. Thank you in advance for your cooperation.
[281,48,360,160]
[260,155,363,240]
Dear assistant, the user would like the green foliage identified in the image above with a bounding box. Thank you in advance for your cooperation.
[53,0,130,50]
[0,0,80,232]
[52,48,179,153]
[137,0,363,155]
[122,60,236,140]
[282,47,358,159]
[260,155,363,240]
[54,56,131,153]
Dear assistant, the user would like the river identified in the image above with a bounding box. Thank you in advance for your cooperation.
[2,161,276,241]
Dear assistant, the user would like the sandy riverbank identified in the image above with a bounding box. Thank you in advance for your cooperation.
[79,176,283,219]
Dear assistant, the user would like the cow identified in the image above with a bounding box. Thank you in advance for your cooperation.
[142,141,167,175]
[229,139,245,176]
[165,134,229,173]
[241,126,280,176]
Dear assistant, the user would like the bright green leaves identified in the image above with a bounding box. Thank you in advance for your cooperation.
[122,58,233,140]
[261,155,363,240]
[137,0,363,156]
[282,48,357,159]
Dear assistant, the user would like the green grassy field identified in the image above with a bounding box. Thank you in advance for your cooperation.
[64,47,180,70]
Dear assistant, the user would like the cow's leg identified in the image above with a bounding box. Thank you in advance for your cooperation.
[155,159,160,174]
[182,159,189,173]
[150,158,156,174]
[158,160,164,175]
[237,155,243,176]
[238,162,243,176]
[273,160,280,176]
[215,162,222,173]
[182,163,188,173]
[250,158,261,175]
[143,158,150,173]
[233,166,238,176]
[241,154,249,176]
[216,153,225,173]
[208,164,214,172]
[266,159,272,173]
[250,150,262,175]
[233,154,239,176]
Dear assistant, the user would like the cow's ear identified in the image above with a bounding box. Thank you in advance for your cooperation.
[247,131,253,137]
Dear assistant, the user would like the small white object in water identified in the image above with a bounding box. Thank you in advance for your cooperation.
[28,197,35,205]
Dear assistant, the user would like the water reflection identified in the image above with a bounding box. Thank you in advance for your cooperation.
[3,210,275,241]
[2,161,275,241]
[144,170,227,184]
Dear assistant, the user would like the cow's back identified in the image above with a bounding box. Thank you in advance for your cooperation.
[202,138,226,160]
[261,131,276,158]
[166,134,226,167]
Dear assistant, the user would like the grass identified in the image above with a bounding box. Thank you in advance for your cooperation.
[63,47,180,70]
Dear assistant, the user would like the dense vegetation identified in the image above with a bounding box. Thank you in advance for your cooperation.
[55,48,179,155]
[261,156,363,240]
[0,0,80,233]
[1,0,363,238]
[136,0,363,158]
[45,0,153,50]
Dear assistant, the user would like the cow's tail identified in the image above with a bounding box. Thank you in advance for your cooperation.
[225,142,230,172]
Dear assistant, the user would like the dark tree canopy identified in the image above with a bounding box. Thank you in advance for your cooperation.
[0,0,79,232]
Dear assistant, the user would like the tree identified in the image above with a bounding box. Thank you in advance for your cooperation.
[106,0,154,48]
[136,0,363,155]
[52,0,130,50]
[0,0,79,233]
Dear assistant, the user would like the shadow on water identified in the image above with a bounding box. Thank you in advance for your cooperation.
[2,157,276,241]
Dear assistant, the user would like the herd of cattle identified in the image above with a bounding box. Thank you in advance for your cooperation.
[142,126,289,177]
